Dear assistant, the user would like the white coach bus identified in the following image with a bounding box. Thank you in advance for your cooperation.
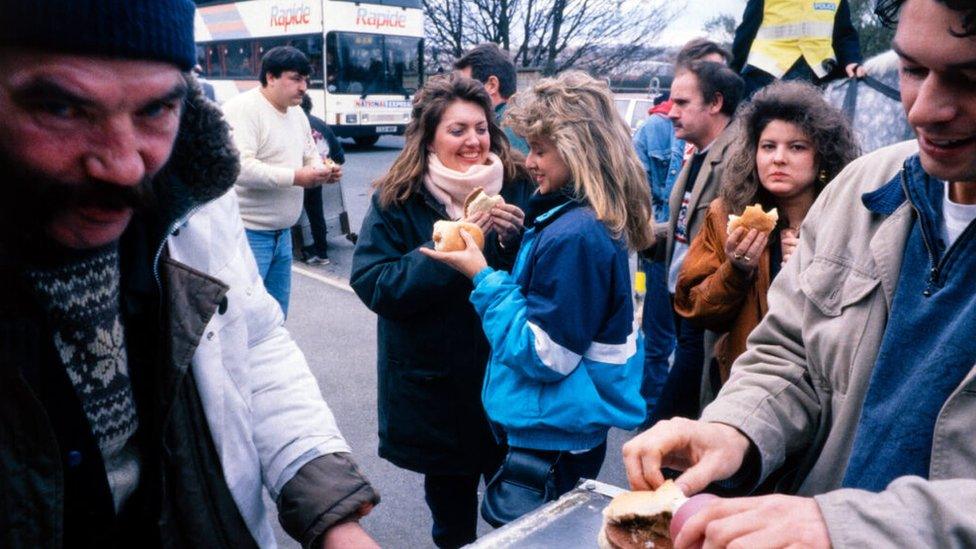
[194,0,424,146]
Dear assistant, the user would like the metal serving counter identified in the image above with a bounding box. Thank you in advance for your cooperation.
[467,480,624,548]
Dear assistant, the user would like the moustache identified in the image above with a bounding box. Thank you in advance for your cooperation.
[44,176,156,214]
[0,150,157,242]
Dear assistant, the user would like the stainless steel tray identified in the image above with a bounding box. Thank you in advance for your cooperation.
[467,480,625,548]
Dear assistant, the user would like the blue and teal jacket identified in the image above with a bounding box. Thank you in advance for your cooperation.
[469,193,645,451]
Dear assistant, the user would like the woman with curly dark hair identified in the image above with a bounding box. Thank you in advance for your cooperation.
[673,80,858,388]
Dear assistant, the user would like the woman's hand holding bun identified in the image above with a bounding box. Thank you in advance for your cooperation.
[724,227,768,274]
[421,223,488,279]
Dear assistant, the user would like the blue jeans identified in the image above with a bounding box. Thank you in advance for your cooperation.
[640,260,676,416]
[245,228,292,317]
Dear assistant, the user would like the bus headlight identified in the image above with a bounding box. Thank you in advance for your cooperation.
[345,114,358,124]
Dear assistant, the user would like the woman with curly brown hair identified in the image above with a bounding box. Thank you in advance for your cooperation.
[674,80,859,389]
[350,73,534,548]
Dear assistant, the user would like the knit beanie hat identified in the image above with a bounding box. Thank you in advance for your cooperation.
[0,0,197,71]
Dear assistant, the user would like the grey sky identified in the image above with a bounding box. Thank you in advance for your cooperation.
[658,0,746,45]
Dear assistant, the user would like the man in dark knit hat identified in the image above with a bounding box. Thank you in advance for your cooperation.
[0,1,379,547]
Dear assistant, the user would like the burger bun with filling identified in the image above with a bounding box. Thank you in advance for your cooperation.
[432,220,485,252]
[464,186,505,218]
[598,481,688,549]
[727,203,779,235]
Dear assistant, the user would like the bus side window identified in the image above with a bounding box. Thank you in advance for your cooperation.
[225,43,253,78]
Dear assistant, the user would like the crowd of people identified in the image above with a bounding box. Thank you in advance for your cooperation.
[2,0,976,548]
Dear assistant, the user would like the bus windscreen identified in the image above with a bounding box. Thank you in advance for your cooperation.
[326,32,421,96]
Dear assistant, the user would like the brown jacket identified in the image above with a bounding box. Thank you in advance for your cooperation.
[674,199,771,382]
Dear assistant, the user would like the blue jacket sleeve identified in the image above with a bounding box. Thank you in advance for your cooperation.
[470,229,615,382]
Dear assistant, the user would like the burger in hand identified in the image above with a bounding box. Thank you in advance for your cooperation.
[727,203,779,235]
[598,481,688,549]
[464,186,505,218]
[432,220,485,252]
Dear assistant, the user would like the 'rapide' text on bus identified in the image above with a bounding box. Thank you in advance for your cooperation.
[194,0,423,147]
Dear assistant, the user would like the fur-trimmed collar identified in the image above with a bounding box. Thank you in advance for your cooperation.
[151,74,240,234]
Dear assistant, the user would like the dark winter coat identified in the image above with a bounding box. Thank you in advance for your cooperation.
[0,77,377,548]
[351,177,535,475]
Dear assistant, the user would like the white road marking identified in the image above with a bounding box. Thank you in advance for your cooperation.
[292,265,354,293]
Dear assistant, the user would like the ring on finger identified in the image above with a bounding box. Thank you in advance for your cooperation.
[733,252,743,260]
[744,255,751,262]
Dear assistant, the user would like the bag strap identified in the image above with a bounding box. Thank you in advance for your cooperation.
[860,74,901,102]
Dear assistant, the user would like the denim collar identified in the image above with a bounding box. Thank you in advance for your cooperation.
[862,154,947,258]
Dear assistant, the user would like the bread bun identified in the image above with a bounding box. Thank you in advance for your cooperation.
[463,186,505,218]
[432,220,485,252]
[598,481,688,549]
[727,203,779,235]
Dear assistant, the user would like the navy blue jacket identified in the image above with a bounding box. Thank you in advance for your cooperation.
[470,198,645,450]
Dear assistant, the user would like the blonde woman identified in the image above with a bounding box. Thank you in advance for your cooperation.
[350,73,534,548]
[423,71,654,523]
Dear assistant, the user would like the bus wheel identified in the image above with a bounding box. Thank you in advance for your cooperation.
[353,136,380,147]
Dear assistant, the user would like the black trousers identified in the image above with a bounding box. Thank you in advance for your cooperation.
[649,310,705,423]
[302,186,329,257]
[423,461,499,549]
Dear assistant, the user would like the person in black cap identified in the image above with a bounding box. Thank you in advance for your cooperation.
[0,1,379,547]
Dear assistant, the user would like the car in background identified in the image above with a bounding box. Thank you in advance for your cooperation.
[614,94,657,134]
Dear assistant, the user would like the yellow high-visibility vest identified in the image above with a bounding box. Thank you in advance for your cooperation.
[747,0,839,78]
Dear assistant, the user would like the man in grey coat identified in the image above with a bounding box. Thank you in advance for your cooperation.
[624,0,976,547]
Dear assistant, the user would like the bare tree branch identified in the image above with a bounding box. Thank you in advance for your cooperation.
[423,0,683,76]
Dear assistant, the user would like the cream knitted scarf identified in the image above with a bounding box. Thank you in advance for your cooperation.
[423,152,504,220]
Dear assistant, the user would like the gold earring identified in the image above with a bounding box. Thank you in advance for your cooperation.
[819,170,828,184]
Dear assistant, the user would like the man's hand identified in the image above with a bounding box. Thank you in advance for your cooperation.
[319,521,380,549]
[419,228,489,279]
[622,418,751,495]
[294,165,332,188]
[674,495,830,549]
[845,62,866,78]
[326,164,343,184]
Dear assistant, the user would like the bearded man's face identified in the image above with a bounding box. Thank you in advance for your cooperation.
[0,52,186,249]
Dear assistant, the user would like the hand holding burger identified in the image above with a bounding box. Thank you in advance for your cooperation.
[672,494,829,549]
[420,222,488,279]
[463,187,525,247]
[323,157,342,183]
[725,204,778,274]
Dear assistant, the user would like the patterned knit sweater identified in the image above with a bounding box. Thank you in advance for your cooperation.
[25,244,140,511]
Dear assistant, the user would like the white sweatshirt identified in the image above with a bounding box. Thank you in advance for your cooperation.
[222,88,323,230]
